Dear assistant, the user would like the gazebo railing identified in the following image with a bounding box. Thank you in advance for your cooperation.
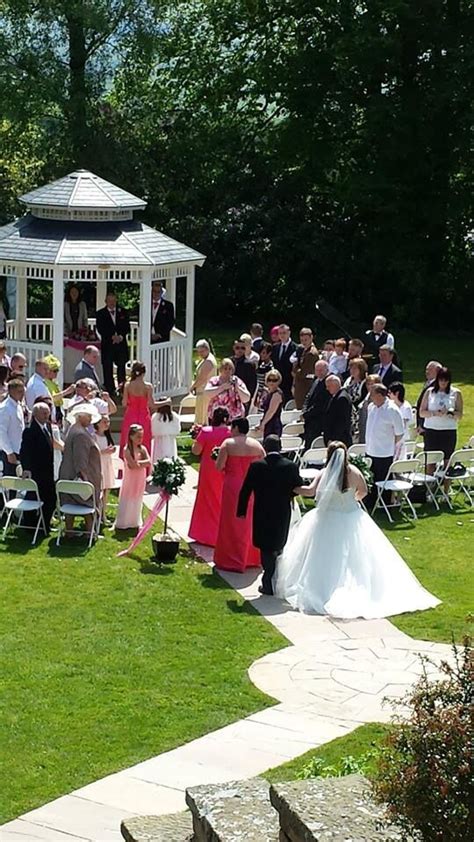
[6,339,53,371]
[7,318,139,360]
[151,331,190,398]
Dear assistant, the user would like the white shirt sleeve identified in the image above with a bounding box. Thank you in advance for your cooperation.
[386,332,395,348]
[392,405,405,436]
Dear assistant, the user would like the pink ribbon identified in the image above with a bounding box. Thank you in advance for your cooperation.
[117,488,171,557]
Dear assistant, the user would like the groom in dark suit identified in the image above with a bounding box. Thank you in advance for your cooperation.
[151,280,175,343]
[95,291,130,396]
[237,435,305,595]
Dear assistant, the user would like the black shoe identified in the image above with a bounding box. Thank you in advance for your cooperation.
[258,585,273,596]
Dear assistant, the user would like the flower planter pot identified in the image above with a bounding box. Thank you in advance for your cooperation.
[152,532,180,563]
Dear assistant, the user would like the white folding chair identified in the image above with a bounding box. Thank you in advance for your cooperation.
[281,410,301,425]
[299,447,327,480]
[372,458,421,523]
[310,435,325,449]
[409,450,444,511]
[284,399,296,410]
[0,477,47,545]
[247,413,263,429]
[178,394,196,427]
[434,448,474,509]
[467,435,474,448]
[280,435,304,462]
[282,421,304,436]
[348,443,366,457]
[404,441,417,458]
[55,480,100,548]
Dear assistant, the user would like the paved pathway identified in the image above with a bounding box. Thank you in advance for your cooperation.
[2,466,451,841]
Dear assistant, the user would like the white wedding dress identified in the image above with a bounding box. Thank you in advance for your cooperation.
[274,454,440,619]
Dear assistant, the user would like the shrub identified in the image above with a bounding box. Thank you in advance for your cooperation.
[372,631,473,841]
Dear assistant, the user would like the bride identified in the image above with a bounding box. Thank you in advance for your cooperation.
[274,441,440,619]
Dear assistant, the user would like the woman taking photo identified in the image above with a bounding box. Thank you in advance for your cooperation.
[188,407,231,547]
[419,367,463,467]
[256,369,283,438]
[204,358,250,422]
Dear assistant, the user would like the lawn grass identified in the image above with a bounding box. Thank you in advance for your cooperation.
[264,722,390,784]
[0,530,285,823]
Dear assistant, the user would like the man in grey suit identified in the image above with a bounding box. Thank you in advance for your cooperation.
[74,345,101,387]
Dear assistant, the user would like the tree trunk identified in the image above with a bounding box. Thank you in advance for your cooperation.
[65,6,89,165]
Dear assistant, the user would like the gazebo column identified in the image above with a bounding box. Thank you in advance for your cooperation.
[52,270,65,387]
[96,278,107,315]
[167,274,176,308]
[139,274,152,380]
[185,268,195,385]
[15,274,27,340]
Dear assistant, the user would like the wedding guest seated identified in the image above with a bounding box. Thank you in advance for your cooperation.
[343,357,368,440]
[240,333,259,366]
[388,382,413,456]
[115,424,151,530]
[373,345,402,388]
[0,364,9,401]
[188,407,231,547]
[205,358,251,422]
[64,284,88,337]
[419,367,463,471]
[321,339,335,361]
[365,314,395,360]
[25,359,50,412]
[415,360,442,433]
[250,323,264,353]
[190,339,217,425]
[291,328,319,409]
[328,338,348,377]
[256,370,283,438]
[59,406,102,536]
[9,353,27,379]
[302,360,330,449]
[358,374,382,444]
[19,402,56,532]
[255,342,274,408]
[93,415,115,522]
[323,375,352,448]
[74,345,101,386]
[151,402,181,461]
[0,339,10,368]
[214,417,265,572]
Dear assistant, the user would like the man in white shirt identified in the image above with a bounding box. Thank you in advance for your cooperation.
[366,384,404,508]
[0,379,26,479]
[25,359,50,411]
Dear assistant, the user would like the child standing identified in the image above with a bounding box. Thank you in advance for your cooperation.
[115,424,151,530]
[151,403,181,461]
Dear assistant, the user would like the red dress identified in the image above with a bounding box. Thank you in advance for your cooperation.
[119,394,152,458]
[214,454,261,572]
[188,426,230,546]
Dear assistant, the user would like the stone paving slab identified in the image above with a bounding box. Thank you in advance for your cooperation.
[73,772,185,815]
[20,795,135,841]
[0,820,92,840]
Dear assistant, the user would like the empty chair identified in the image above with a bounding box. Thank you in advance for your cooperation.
[372,458,421,523]
[55,479,100,548]
[410,450,445,510]
[282,421,304,436]
[434,448,474,509]
[310,435,325,449]
[247,413,263,430]
[299,447,327,481]
[348,444,366,457]
[284,399,296,410]
[0,477,47,545]
[281,409,301,425]
[178,394,196,427]
[280,435,304,462]
[404,441,417,458]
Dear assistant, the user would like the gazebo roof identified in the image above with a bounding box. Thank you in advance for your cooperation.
[19,169,146,212]
[0,215,205,267]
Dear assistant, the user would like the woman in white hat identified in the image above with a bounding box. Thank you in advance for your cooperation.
[59,405,102,535]
[190,339,217,425]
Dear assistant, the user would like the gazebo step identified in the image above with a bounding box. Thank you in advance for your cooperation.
[121,810,194,841]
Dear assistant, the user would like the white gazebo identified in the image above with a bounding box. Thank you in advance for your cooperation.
[0,169,205,394]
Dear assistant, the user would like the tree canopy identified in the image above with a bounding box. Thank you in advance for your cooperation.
[0,0,472,328]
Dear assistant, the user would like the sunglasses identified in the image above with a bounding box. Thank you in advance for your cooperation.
[234,346,246,350]
[267,378,279,383]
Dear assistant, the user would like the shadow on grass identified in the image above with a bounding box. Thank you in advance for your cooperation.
[226,598,259,615]
[139,559,175,576]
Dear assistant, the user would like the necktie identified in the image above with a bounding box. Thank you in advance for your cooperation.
[279,343,284,360]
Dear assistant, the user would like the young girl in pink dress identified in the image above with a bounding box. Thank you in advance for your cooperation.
[115,424,151,530]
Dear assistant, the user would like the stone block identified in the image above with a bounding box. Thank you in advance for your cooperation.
[186,777,279,841]
[270,774,413,841]
[121,810,194,841]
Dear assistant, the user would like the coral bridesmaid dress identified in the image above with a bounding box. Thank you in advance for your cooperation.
[120,394,152,458]
[188,426,230,546]
[214,454,261,572]
[115,461,147,529]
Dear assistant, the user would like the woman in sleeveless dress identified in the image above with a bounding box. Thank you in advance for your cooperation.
[119,361,167,459]
[190,339,217,425]
[256,369,283,438]
[214,417,265,572]
[115,424,151,530]
[188,407,231,547]
[274,441,440,619]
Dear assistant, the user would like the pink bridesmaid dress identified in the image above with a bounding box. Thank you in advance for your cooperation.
[119,394,152,458]
[213,454,261,572]
[115,460,147,529]
[188,426,230,546]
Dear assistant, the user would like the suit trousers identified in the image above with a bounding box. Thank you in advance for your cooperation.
[260,548,280,593]
[367,455,393,509]
[101,345,127,394]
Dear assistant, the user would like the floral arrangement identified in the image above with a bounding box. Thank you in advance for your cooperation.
[211,446,221,461]
[189,424,202,440]
[349,454,374,489]
[151,456,186,495]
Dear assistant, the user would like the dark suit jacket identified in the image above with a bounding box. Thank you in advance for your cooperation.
[19,419,56,519]
[323,388,352,447]
[74,358,100,386]
[373,363,403,388]
[232,356,257,398]
[302,377,331,445]
[95,307,130,358]
[152,299,175,342]
[272,340,298,400]
[416,380,433,429]
[237,453,302,551]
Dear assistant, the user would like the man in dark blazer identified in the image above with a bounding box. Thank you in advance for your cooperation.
[232,339,257,407]
[323,375,352,448]
[237,436,307,595]
[19,402,56,531]
[373,345,403,389]
[151,280,175,343]
[271,324,297,404]
[95,291,130,396]
[302,359,331,449]
[73,345,101,387]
